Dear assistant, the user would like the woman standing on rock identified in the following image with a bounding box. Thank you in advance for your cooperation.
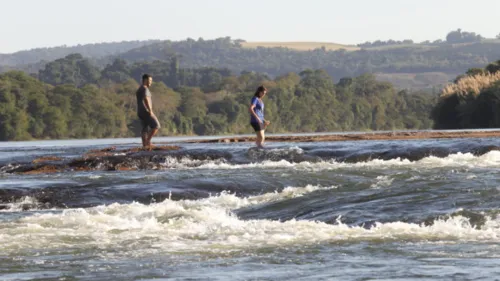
[249,85,270,148]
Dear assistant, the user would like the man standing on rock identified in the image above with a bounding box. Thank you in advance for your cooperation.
[136,74,161,149]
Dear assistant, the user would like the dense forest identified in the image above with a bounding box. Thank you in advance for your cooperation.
[1,30,500,90]
[110,35,500,89]
[357,29,485,47]
[432,60,500,129]
[0,54,436,141]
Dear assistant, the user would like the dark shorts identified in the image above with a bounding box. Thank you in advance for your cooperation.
[250,122,264,132]
[139,114,161,132]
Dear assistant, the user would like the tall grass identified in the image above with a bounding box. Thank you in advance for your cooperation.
[442,72,500,97]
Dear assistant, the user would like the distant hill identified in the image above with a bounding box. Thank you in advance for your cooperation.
[239,41,360,51]
[114,37,500,89]
[2,31,500,90]
[0,40,160,66]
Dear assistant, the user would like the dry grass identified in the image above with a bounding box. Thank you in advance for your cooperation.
[442,72,500,97]
[239,41,360,51]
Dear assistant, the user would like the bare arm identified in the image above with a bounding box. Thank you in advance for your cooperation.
[142,88,153,115]
[144,96,153,114]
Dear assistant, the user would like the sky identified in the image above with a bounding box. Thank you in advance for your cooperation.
[1,0,499,53]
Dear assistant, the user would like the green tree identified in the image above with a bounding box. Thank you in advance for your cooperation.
[38,53,101,87]
[178,87,207,119]
[0,62,438,141]
[486,60,500,74]
[43,107,68,138]
[101,58,132,83]
[432,60,500,129]
[446,29,483,43]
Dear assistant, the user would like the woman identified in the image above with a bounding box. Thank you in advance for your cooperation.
[249,85,270,148]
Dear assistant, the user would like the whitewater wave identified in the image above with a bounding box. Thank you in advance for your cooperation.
[1,184,499,257]
[0,196,43,212]
[3,147,500,175]
[370,175,394,189]
[160,151,500,171]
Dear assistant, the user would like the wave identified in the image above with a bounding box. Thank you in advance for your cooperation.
[2,150,500,185]
[0,196,43,212]
[2,143,500,174]
[162,151,500,171]
[1,185,499,257]
[1,151,498,211]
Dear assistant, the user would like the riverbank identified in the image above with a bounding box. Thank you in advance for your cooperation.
[180,130,500,144]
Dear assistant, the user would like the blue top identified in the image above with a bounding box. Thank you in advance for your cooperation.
[250,96,264,124]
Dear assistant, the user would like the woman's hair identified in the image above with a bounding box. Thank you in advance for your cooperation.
[254,85,267,97]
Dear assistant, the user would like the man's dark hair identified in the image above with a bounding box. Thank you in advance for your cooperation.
[142,74,151,82]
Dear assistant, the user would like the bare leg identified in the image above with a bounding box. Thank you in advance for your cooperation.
[141,131,148,148]
[141,125,149,148]
[256,130,265,148]
[146,128,159,149]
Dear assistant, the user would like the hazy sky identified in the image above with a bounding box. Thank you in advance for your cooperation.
[1,0,499,53]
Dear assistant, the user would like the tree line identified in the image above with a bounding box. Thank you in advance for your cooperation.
[358,29,487,47]
[117,37,500,82]
[432,60,500,129]
[0,59,436,141]
[2,29,500,91]
[35,53,232,93]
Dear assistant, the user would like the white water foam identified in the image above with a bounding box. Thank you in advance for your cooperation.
[370,176,394,189]
[160,146,305,169]
[160,156,228,169]
[247,146,304,157]
[161,151,500,171]
[0,196,41,212]
[1,185,499,257]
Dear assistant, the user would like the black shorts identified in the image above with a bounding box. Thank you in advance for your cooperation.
[250,122,264,132]
[139,114,161,131]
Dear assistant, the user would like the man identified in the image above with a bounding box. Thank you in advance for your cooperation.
[136,74,161,149]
